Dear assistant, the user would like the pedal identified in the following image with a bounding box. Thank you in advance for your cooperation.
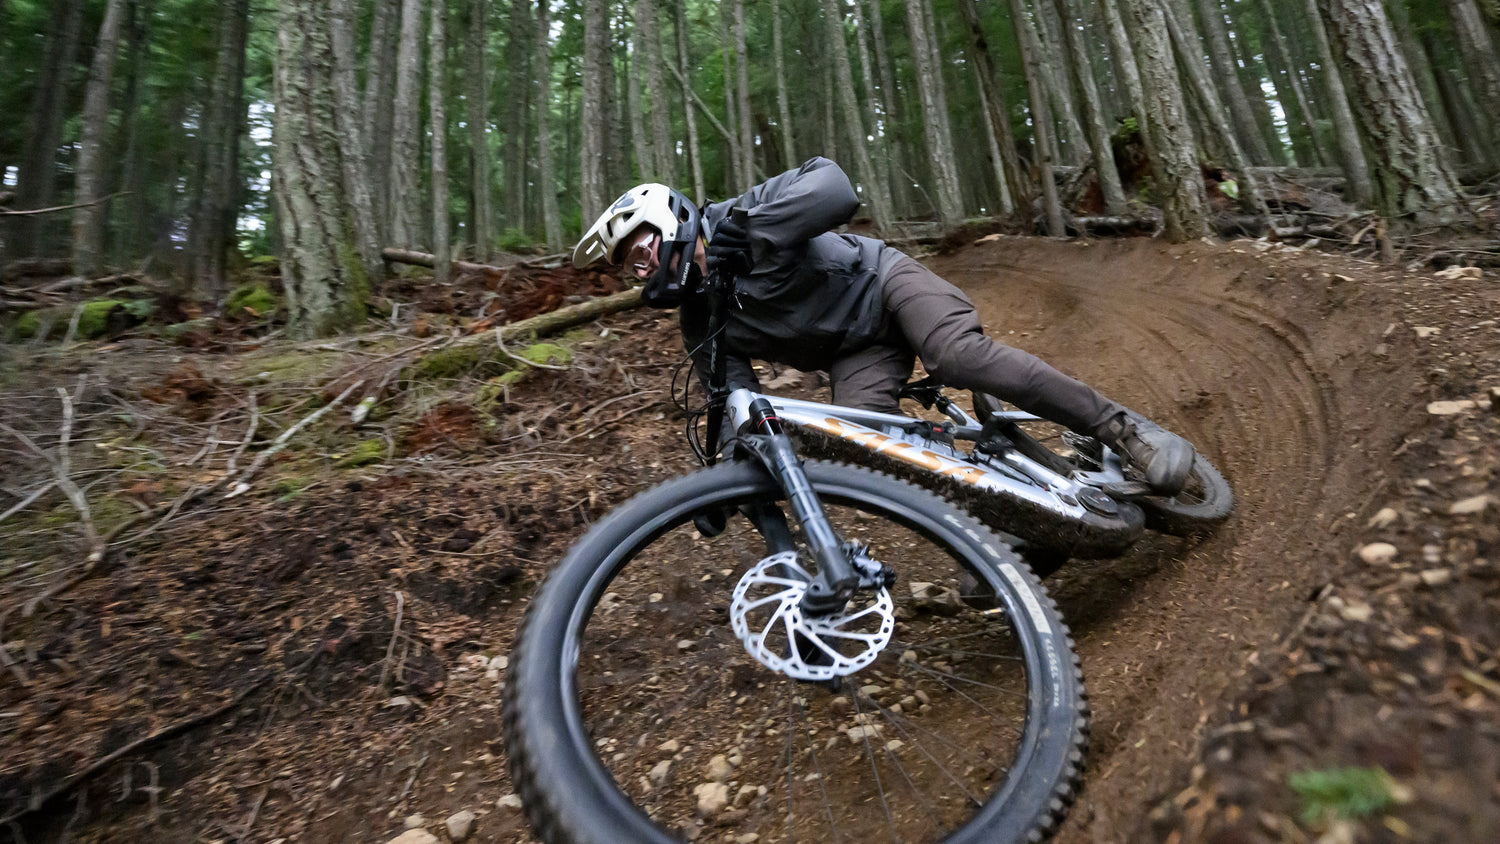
[1100,480,1152,498]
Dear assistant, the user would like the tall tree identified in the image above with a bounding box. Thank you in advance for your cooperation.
[718,5,743,187]
[364,0,401,245]
[1304,0,1374,205]
[389,0,426,248]
[1011,0,1066,234]
[639,0,674,181]
[273,0,370,337]
[72,0,129,278]
[821,0,893,230]
[1122,0,1210,240]
[1316,0,1464,225]
[331,0,382,280]
[504,0,532,231]
[467,0,493,260]
[626,15,651,179]
[534,0,562,247]
[15,0,84,258]
[187,0,253,299]
[430,0,450,283]
[904,0,963,226]
[1385,0,1468,162]
[849,0,894,210]
[733,0,756,184]
[581,0,609,222]
[1099,0,1155,154]
[771,0,797,171]
[1056,0,1128,214]
[673,0,706,203]
[1446,0,1500,144]
[956,0,1027,216]
[866,0,910,214]
[1256,0,1328,166]
[1192,0,1275,164]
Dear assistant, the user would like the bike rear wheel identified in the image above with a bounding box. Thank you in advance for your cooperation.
[504,460,1088,844]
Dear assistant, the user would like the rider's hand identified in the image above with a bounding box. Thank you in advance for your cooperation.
[706,215,754,276]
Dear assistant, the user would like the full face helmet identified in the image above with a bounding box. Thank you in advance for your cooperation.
[573,184,703,308]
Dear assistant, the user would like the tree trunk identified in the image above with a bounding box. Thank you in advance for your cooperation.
[1316,0,1464,225]
[504,0,532,232]
[1056,0,1128,214]
[733,0,756,183]
[1099,0,1154,153]
[467,0,493,260]
[274,0,371,338]
[639,0,675,181]
[1010,0,1066,235]
[1256,0,1327,166]
[956,0,1027,217]
[820,0,893,231]
[1304,0,1374,206]
[534,0,563,248]
[71,0,129,279]
[849,0,894,211]
[771,0,797,171]
[187,0,252,300]
[718,5,743,187]
[16,0,84,259]
[1385,0,1465,163]
[390,0,426,249]
[1122,0,1210,241]
[867,0,910,214]
[1424,30,1492,166]
[1446,0,1500,159]
[331,0,382,282]
[1193,0,1274,164]
[1032,0,1091,164]
[1160,0,1270,217]
[905,0,964,226]
[364,0,400,246]
[581,0,609,223]
[430,0,451,283]
[673,1,706,203]
[109,0,157,264]
[625,15,650,181]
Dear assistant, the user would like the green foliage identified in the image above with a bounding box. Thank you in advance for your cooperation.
[225,283,279,318]
[407,343,497,381]
[1288,766,1399,824]
[499,227,535,253]
[515,341,571,366]
[334,439,387,468]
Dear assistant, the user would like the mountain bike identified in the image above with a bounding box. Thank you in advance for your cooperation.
[503,231,1233,843]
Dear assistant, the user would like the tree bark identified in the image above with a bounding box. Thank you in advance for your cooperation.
[1446,0,1500,159]
[390,0,427,249]
[331,0,382,281]
[867,0,910,214]
[188,0,253,299]
[534,0,563,248]
[1159,0,1270,217]
[1056,0,1129,214]
[639,0,675,181]
[956,0,1027,217]
[820,0,893,231]
[625,14,650,181]
[905,0,964,226]
[274,0,371,338]
[849,0,895,212]
[1256,0,1327,166]
[1384,0,1465,163]
[429,0,451,284]
[109,0,157,264]
[673,1,706,204]
[1122,0,1211,241]
[771,0,797,171]
[504,0,532,231]
[1316,0,1464,225]
[733,0,756,184]
[16,0,84,259]
[71,0,129,279]
[718,5,743,187]
[1305,0,1374,206]
[581,0,609,223]
[1010,0,1066,235]
[466,0,493,260]
[1032,0,1091,164]
[1193,0,1275,164]
[364,0,401,246]
[1099,0,1154,154]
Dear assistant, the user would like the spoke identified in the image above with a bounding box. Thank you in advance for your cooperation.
[850,690,901,842]
[791,691,842,844]
[889,638,1025,663]
[858,693,990,809]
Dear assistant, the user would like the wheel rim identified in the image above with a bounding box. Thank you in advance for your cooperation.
[560,484,1044,843]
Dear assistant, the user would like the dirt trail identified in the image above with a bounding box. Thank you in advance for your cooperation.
[927,238,1415,841]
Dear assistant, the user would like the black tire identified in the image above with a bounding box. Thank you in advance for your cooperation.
[1137,455,1235,536]
[504,460,1088,844]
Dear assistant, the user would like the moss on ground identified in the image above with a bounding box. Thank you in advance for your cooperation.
[334,439,387,468]
[226,284,279,318]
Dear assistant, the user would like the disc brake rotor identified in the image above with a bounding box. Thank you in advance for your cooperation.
[729,551,895,681]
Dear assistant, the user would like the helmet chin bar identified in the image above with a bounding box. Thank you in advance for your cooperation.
[641,208,702,308]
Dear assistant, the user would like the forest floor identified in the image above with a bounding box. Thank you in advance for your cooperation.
[1,235,1497,843]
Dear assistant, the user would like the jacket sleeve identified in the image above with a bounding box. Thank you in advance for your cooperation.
[733,157,860,262]
[679,298,761,394]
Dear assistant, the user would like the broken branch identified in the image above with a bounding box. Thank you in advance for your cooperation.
[225,381,363,499]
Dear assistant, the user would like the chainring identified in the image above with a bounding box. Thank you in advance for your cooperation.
[728,551,895,681]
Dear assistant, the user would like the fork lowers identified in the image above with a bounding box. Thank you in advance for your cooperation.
[744,398,858,615]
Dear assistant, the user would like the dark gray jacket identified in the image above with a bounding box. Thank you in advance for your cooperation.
[682,157,905,389]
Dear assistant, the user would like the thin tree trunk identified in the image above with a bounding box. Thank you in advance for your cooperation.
[625,15,650,181]
[364,0,400,246]
[1193,0,1274,164]
[921,0,965,201]
[905,0,964,226]
[274,0,370,338]
[1100,0,1155,154]
[673,1,706,203]
[109,0,156,264]
[1257,0,1327,166]
[718,5,743,187]
[1446,0,1500,160]
[1122,0,1210,241]
[1160,0,1270,217]
[1424,30,1491,165]
[581,0,609,222]
[534,0,562,247]
[430,0,451,283]
[71,0,129,279]
[504,0,532,231]
[16,0,84,258]
[820,0,893,230]
[1032,0,1091,164]
[1305,0,1374,206]
[1385,0,1464,162]
[771,0,797,170]
[390,0,426,248]
[1317,0,1464,225]
[1010,0,1066,235]
[466,0,493,259]
[188,0,252,300]
[849,0,894,210]
[639,0,674,181]
[956,0,1026,216]
[733,0,756,183]
[867,0,909,214]
[1056,0,1128,214]
[331,0,381,282]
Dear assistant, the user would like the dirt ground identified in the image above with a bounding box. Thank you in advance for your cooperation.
[2,235,1497,843]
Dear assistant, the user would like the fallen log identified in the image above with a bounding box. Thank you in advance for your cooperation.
[491,285,644,342]
[381,248,493,275]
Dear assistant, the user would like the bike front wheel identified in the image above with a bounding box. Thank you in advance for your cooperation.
[504,460,1088,844]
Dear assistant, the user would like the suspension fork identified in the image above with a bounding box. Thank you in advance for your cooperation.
[740,398,858,615]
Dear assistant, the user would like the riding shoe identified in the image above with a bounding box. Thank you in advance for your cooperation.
[1098,412,1196,496]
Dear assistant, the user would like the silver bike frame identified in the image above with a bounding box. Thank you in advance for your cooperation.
[723,388,1129,524]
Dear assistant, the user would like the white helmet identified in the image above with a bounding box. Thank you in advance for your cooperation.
[573,183,703,308]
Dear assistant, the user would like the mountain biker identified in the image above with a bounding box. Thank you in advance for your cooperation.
[572,157,1196,495]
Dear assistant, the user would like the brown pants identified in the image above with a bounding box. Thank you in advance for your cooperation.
[830,258,1122,436]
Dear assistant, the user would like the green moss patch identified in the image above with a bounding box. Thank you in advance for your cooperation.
[226,284,279,318]
[334,439,387,468]
[515,341,571,366]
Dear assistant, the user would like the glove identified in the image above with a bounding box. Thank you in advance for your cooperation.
[706,214,754,276]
